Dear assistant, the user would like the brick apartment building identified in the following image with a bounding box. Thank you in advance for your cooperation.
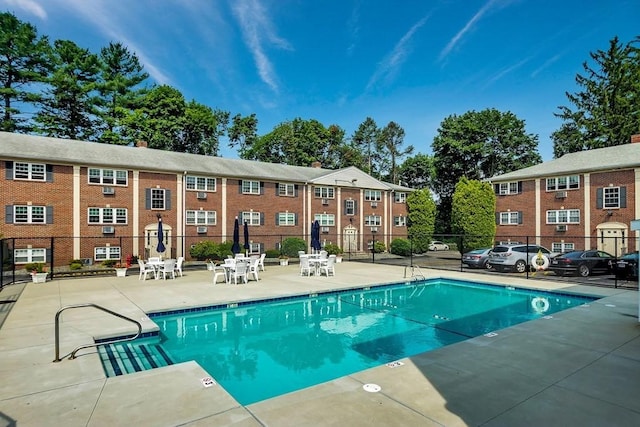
[0,132,411,267]
[490,136,640,256]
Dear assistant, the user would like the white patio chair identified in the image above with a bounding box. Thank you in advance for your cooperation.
[257,253,266,271]
[138,259,156,280]
[299,256,313,277]
[148,257,160,264]
[159,259,176,280]
[230,259,248,284]
[174,256,184,277]
[319,255,336,277]
[319,250,328,259]
[212,264,226,284]
[248,256,260,281]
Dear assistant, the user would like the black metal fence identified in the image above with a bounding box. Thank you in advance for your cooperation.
[2,233,638,291]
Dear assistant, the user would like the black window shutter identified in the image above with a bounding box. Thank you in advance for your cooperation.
[495,212,500,224]
[239,181,243,193]
[5,161,13,180]
[260,182,264,195]
[5,205,13,223]
[620,186,627,208]
[518,181,522,193]
[145,189,151,209]
[494,184,499,194]
[294,213,298,226]
[260,213,265,225]
[518,211,523,224]
[294,184,298,197]
[275,213,280,225]
[46,248,51,262]
[275,183,280,196]
[344,200,348,211]
[596,188,603,209]
[46,164,53,182]
[165,190,171,210]
[46,206,53,224]
[354,201,358,212]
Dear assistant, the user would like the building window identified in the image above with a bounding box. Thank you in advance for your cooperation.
[278,183,295,196]
[365,190,382,201]
[248,242,261,255]
[546,209,580,224]
[242,180,260,194]
[345,199,355,216]
[186,210,216,225]
[14,248,46,264]
[14,162,45,181]
[150,189,166,210]
[394,192,407,203]
[552,242,575,253]
[394,216,407,226]
[603,187,620,208]
[95,246,121,261]
[499,211,521,225]
[314,213,335,226]
[314,186,335,199]
[498,182,520,195]
[88,168,127,185]
[365,215,382,226]
[242,211,261,226]
[186,175,216,192]
[546,175,579,191]
[277,212,296,226]
[13,205,46,223]
[88,207,127,224]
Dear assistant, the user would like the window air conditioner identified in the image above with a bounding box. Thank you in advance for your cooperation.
[197,226,207,233]
[555,191,567,199]
[102,226,115,234]
[321,226,329,233]
[102,186,115,195]
[371,201,378,208]
[322,198,329,205]
[196,192,207,199]
[555,224,567,232]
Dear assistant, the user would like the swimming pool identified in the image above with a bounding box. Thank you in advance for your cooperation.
[132,279,598,405]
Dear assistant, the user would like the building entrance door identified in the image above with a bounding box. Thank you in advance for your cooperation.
[343,225,358,253]
[144,223,172,259]
[596,222,628,256]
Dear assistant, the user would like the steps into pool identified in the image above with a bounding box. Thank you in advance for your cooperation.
[98,339,174,377]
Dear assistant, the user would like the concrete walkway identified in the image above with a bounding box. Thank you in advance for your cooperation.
[0,262,638,426]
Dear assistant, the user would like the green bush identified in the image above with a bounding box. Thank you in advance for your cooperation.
[218,241,234,259]
[323,243,343,255]
[372,241,386,253]
[281,237,307,257]
[189,241,219,261]
[24,262,46,272]
[265,249,280,258]
[101,259,118,267]
[389,238,412,256]
[69,262,83,270]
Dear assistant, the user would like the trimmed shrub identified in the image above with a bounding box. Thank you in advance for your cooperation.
[189,241,219,261]
[281,237,307,257]
[265,249,280,258]
[389,238,412,256]
[323,243,343,255]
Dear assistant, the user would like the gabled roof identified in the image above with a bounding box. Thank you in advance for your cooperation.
[0,132,412,191]
[490,143,640,182]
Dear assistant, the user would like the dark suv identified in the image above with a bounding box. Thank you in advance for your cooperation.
[488,244,559,273]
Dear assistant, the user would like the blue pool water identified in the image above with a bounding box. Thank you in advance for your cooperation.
[149,279,597,405]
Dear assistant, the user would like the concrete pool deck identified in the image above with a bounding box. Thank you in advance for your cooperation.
[0,262,639,426]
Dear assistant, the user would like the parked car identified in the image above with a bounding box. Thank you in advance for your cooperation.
[428,241,449,251]
[614,252,639,280]
[488,244,559,273]
[462,248,492,269]
[548,250,615,277]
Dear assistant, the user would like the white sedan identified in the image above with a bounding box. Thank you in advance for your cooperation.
[428,241,449,251]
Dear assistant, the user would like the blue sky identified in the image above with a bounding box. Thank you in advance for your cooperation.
[2,0,638,161]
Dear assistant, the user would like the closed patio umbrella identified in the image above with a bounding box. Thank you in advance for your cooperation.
[231,217,241,254]
[243,221,250,255]
[156,216,166,254]
[311,220,322,252]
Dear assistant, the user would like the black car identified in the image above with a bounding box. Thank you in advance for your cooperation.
[548,250,615,277]
[614,252,639,280]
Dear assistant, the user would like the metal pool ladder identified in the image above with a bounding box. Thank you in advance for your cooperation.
[404,265,425,281]
[53,303,142,362]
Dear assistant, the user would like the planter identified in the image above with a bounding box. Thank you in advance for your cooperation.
[335,256,343,263]
[279,259,289,266]
[31,272,48,283]
[115,268,128,277]
[207,263,215,271]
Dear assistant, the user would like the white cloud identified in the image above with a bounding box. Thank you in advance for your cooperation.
[2,0,47,19]
[366,14,429,91]
[231,0,292,93]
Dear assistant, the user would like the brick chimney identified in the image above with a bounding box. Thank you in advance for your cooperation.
[136,140,148,148]
[311,161,322,168]
[631,134,640,143]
